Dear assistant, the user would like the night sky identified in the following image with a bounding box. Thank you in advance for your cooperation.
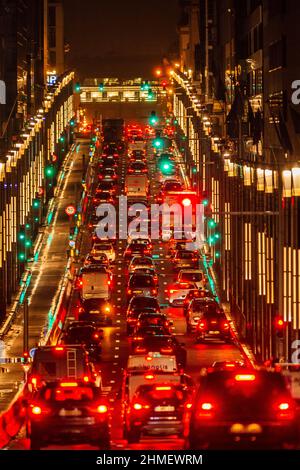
[63,0,180,78]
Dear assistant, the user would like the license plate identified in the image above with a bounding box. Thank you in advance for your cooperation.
[154,406,175,412]
[59,409,82,417]
[209,330,220,334]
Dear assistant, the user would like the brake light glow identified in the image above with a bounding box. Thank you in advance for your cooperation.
[97,405,108,414]
[160,347,173,354]
[155,386,171,391]
[55,347,64,351]
[31,406,42,415]
[278,402,290,410]
[185,403,193,409]
[201,402,213,410]
[198,321,206,330]
[235,374,256,382]
[135,347,146,353]
[83,376,89,383]
[60,382,78,387]
[133,403,143,410]
[222,322,229,330]
[144,374,155,380]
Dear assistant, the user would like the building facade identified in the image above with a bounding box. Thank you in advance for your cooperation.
[173,0,300,362]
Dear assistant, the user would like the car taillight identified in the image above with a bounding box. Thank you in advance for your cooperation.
[133,336,143,341]
[198,321,206,330]
[55,346,64,352]
[93,333,99,339]
[107,280,111,286]
[144,373,155,380]
[31,406,42,415]
[234,374,256,382]
[185,402,193,410]
[83,376,89,383]
[135,346,146,353]
[132,402,149,411]
[151,289,157,295]
[97,405,108,414]
[222,321,230,330]
[60,382,78,387]
[197,402,214,418]
[275,401,295,420]
[127,289,132,295]
[30,376,38,386]
[160,347,173,354]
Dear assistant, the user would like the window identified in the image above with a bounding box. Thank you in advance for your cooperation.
[269,37,286,71]
[48,6,56,27]
[49,50,56,67]
[48,28,56,48]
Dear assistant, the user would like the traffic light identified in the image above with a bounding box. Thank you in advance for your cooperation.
[149,111,158,126]
[153,137,164,149]
[70,118,75,127]
[74,82,81,93]
[33,199,40,209]
[202,198,209,207]
[157,154,175,175]
[99,83,104,92]
[18,227,27,263]
[208,218,217,229]
[59,135,65,143]
[275,316,285,338]
[45,165,55,178]
[141,81,150,91]
[147,88,154,100]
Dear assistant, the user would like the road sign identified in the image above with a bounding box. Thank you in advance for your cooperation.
[65,205,76,217]
[69,240,75,248]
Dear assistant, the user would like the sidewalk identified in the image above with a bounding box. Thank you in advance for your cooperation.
[0,142,88,411]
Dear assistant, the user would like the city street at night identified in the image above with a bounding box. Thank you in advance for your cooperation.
[0,0,300,465]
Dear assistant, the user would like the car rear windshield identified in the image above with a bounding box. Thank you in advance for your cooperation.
[136,386,187,402]
[164,183,182,191]
[40,386,96,402]
[66,326,95,342]
[177,252,195,259]
[130,276,155,287]
[180,272,203,282]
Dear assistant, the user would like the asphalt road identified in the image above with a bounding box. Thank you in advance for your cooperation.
[6,121,242,450]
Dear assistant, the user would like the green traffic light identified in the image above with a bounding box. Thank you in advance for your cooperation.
[18,252,26,262]
[70,119,75,126]
[25,240,32,248]
[25,224,31,230]
[99,83,104,91]
[208,219,217,229]
[34,217,39,223]
[75,83,81,93]
[192,167,197,174]
[45,165,55,178]
[215,251,221,258]
[208,236,215,245]
[33,199,40,209]
[163,163,171,170]
[18,232,25,241]
[202,199,209,207]
[214,232,221,240]
[60,136,65,143]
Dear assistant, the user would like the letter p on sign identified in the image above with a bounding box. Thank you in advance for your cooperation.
[0,80,5,104]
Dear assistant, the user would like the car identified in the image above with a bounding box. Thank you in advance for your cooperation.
[161,179,183,192]
[83,253,110,268]
[166,282,197,306]
[126,307,159,335]
[128,256,155,274]
[132,267,158,284]
[177,269,207,289]
[127,274,158,302]
[186,297,221,333]
[95,180,116,195]
[172,250,200,271]
[91,242,116,263]
[127,230,151,244]
[98,168,117,180]
[78,298,113,325]
[169,239,197,256]
[195,306,232,343]
[127,296,160,314]
[123,383,191,442]
[136,312,171,330]
[183,289,214,316]
[128,161,148,174]
[28,381,111,450]
[132,335,187,369]
[92,191,115,204]
[61,324,102,361]
[98,156,117,169]
[124,240,152,260]
[188,369,298,449]
[131,325,170,347]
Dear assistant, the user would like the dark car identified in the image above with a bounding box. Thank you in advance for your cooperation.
[131,267,158,284]
[136,312,171,330]
[173,250,200,271]
[195,306,232,343]
[132,335,187,369]
[124,383,191,443]
[131,325,169,346]
[95,180,116,194]
[183,289,214,316]
[188,369,298,449]
[79,298,113,325]
[62,324,102,361]
[99,168,117,180]
[124,240,152,260]
[127,274,158,302]
[128,161,147,174]
[126,297,161,334]
[28,381,110,449]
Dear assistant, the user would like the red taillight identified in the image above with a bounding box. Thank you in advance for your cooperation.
[155,386,171,391]
[151,289,157,295]
[160,347,173,354]
[133,403,143,410]
[234,374,256,382]
[135,346,146,353]
[60,382,78,387]
[222,321,230,330]
[107,280,111,286]
[197,402,214,418]
[198,321,206,330]
[55,347,64,352]
[275,401,295,420]
[97,405,108,414]
[31,406,42,415]
[144,373,155,380]
[93,333,99,339]
[185,403,193,409]
[83,376,89,383]
[127,288,132,295]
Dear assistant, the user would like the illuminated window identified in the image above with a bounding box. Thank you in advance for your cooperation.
[244,223,252,280]
[283,247,292,322]
[266,236,274,304]
[258,232,266,295]
[225,202,231,251]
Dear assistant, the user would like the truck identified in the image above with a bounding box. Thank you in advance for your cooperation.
[125,174,149,199]
[102,118,124,143]
[128,138,146,152]
[79,266,112,301]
